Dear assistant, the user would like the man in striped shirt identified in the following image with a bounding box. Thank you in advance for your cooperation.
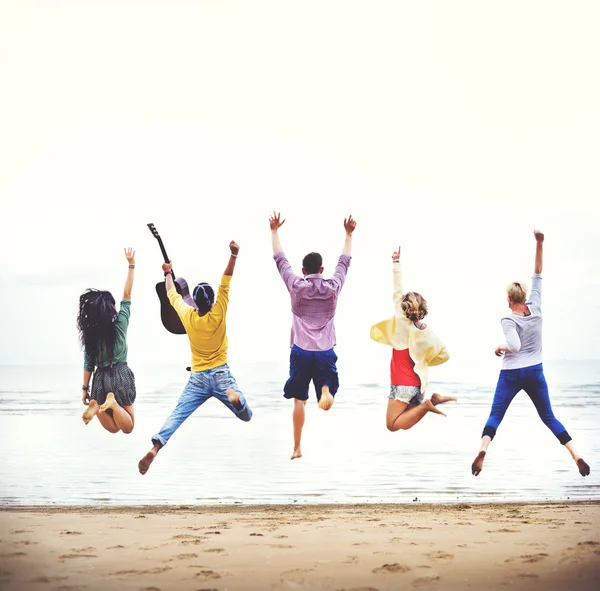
[270,211,357,459]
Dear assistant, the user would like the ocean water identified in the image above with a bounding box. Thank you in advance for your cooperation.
[0,359,598,506]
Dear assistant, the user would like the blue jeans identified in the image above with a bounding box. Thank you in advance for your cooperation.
[151,364,252,447]
[482,363,571,444]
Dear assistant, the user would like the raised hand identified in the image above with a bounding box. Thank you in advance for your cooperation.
[344,215,357,235]
[269,212,286,231]
[392,246,401,263]
[534,229,544,243]
[124,247,136,265]
[230,240,240,256]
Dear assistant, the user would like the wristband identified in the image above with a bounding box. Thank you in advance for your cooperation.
[82,385,90,392]
[231,253,238,258]
[164,270,172,276]
[129,264,135,268]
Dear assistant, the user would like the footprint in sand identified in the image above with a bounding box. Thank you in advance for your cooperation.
[408,526,432,531]
[10,530,32,534]
[505,553,548,564]
[372,563,411,574]
[426,551,454,560]
[111,567,172,576]
[71,547,96,553]
[487,528,520,533]
[280,567,315,582]
[203,548,226,554]
[342,556,360,564]
[267,544,295,549]
[274,535,288,539]
[516,573,539,579]
[194,569,222,580]
[14,540,38,546]
[249,533,264,536]
[53,586,87,591]
[412,575,440,586]
[31,576,69,583]
[59,554,97,560]
[139,587,161,591]
[106,545,125,550]
[0,552,26,558]
[60,531,83,536]
[166,553,198,561]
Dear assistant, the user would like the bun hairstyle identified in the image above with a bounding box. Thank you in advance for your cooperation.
[401,291,428,322]
[507,281,527,304]
[193,282,215,314]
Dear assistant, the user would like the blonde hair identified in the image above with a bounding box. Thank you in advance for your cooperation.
[507,281,527,304]
[401,291,428,322]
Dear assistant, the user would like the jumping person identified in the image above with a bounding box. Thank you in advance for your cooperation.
[138,240,252,475]
[370,246,453,432]
[78,248,137,434]
[472,230,590,477]
[269,211,357,460]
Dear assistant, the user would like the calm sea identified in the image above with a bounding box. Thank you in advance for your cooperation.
[1,359,598,506]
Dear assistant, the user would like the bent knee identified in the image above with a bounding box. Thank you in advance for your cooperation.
[121,426,134,434]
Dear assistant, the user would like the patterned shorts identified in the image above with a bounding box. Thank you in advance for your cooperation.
[388,385,424,405]
[91,363,136,407]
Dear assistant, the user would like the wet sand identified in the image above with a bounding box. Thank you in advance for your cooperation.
[1,502,599,590]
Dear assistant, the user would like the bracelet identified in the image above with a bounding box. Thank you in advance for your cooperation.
[164,270,172,276]
[82,384,90,392]
[231,253,238,258]
[129,264,135,269]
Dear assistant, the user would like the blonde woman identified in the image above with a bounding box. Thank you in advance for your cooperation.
[472,230,590,477]
[370,246,454,431]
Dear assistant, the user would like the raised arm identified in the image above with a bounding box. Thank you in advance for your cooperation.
[123,247,135,300]
[392,246,404,311]
[224,241,239,277]
[534,229,544,274]
[341,215,357,256]
[269,211,285,254]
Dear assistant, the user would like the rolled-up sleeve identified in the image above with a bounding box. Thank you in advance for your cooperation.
[330,254,351,292]
[274,252,302,292]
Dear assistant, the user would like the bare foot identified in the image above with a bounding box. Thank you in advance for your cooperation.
[472,450,486,476]
[576,458,590,477]
[291,448,302,460]
[98,392,116,414]
[138,449,158,475]
[82,400,99,424]
[431,393,457,406]
[318,386,334,411]
[424,399,446,416]
[226,388,241,409]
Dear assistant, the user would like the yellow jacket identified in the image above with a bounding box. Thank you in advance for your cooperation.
[370,262,449,392]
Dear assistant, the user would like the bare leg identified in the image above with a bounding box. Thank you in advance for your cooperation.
[386,399,445,432]
[138,442,162,475]
[82,400,99,424]
[291,399,306,459]
[98,393,134,434]
[564,441,591,476]
[472,436,492,476]
[318,385,334,411]
[97,410,120,433]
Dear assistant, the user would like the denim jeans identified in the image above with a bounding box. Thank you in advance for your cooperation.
[482,363,571,444]
[151,364,252,447]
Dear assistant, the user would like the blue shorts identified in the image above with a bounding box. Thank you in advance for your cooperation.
[284,345,339,401]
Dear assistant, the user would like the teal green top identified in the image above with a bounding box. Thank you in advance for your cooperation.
[83,300,131,371]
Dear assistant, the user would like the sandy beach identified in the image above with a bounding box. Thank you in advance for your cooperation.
[1,502,598,591]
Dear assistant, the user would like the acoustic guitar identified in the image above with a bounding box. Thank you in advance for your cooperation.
[147,223,197,335]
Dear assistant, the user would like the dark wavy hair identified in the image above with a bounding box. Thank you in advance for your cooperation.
[77,289,118,368]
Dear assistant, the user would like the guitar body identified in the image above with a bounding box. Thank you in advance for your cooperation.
[148,223,197,335]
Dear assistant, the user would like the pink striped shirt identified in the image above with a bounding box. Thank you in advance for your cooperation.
[274,252,351,351]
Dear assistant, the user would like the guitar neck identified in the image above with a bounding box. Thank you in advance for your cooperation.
[147,223,176,278]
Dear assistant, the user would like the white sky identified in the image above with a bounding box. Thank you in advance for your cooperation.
[1,1,599,369]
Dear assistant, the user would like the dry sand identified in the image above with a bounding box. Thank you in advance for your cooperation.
[1,502,599,591]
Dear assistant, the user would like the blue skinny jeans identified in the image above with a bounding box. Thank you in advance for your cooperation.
[482,363,571,445]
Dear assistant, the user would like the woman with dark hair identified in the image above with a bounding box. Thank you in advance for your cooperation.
[78,248,136,434]
[472,230,590,477]
[370,246,454,432]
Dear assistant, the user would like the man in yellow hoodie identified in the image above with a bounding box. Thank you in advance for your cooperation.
[138,240,252,475]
